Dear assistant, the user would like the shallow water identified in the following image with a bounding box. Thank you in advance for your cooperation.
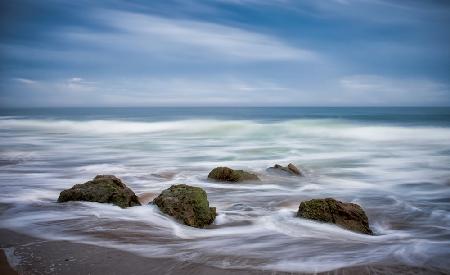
[0,107,449,273]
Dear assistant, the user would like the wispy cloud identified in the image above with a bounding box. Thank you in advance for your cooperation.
[67,10,317,62]
[216,0,450,23]
[2,74,449,107]
[94,77,296,106]
[12,78,37,85]
[1,76,301,107]
[339,75,449,105]
[64,77,96,92]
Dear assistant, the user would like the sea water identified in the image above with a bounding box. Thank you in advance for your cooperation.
[0,107,449,272]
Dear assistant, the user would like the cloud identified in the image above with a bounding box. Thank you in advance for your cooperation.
[12,78,37,85]
[2,74,448,107]
[1,76,303,107]
[65,10,317,62]
[216,0,450,24]
[64,77,96,92]
[94,77,297,106]
[339,75,449,105]
[69,77,83,82]
[0,1,448,107]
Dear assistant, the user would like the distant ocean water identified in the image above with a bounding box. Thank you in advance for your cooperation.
[0,107,449,273]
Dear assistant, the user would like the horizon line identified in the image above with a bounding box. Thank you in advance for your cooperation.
[1,106,450,109]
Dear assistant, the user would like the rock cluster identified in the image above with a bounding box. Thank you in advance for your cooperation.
[56,166,374,233]
[267,163,302,176]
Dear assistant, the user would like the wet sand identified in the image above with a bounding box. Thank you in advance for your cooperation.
[0,248,17,275]
[0,228,446,275]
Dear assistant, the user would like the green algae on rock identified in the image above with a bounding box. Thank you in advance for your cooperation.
[153,184,216,228]
[297,198,372,234]
[207,167,260,182]
[57,175,141,208]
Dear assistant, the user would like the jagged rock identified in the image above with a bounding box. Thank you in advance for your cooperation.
[297,198,372,234]
[57,175,141,208]
[287,163,301,175]
[153,184,216,228]
[267,163,302,176]
[207,167,260,182]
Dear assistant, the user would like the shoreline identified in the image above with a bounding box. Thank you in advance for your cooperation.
[0,228,445,275]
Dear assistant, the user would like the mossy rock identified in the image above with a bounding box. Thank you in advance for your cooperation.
[207,167,260,182]
[153,184,216,228]
[297,198,372,234]
[267,163,302,176]
[57,175,141,208]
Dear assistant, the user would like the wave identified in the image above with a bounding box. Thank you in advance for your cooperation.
[1,118,450,144]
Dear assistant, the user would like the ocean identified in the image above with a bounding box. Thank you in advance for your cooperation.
[0,107,449,273]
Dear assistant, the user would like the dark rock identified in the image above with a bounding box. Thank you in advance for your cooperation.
[207,167,260,182]
[153,184,216,228]
[267,163,302,176]
[57,175,141,208]
[297,198,372,234]
[287,163,301,175]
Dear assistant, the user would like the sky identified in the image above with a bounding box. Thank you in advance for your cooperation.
[0,0,449,107]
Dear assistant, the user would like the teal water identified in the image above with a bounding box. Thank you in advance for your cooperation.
[1,107,450,125]
[0,107,449,272]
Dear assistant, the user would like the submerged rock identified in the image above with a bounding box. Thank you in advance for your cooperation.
[297,198,372,234]
[267,163,302,176]
[153,184,216,228]
[57,175,141,208]
[207,167,260,182]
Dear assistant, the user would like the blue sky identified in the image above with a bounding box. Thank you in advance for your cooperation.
[0,0,449,107]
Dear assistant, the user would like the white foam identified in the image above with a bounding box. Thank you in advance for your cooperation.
[261,209,411,242]
[0,118,449,145]
[0,119,260,135]
[3,247,22,268]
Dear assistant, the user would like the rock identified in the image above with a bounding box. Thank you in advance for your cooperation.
[153,184,216,228]
[287,163,301,175]
[57,175,141,208]
[297,198,372,234]
[207,167,260,182]
[267,163,302,176]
